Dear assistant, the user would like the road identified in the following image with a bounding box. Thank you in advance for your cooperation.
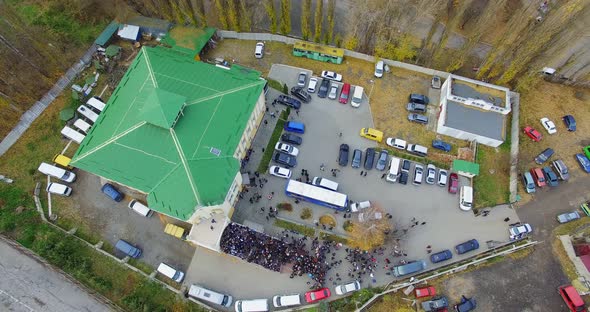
[442,174,590,311]
[0,238,112,312]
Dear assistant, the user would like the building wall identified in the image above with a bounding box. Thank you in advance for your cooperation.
[437,124,503,147]
[235,90,266,160]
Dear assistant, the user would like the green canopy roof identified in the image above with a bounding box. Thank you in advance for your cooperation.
[95,21,119,46]
[453,159,480,176]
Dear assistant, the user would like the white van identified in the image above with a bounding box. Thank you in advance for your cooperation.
[188,284,233,308]
[38,162,76,182]
[235,299,269,312]
[272,294,301,308]
[73,118,92,134]
[157,263,184,283]
[61,126,86,144]
[374,60,384,78]
[386,157,401,183]
[406,144,428,157]
[86,97,106,112]
[312,177,338,191]
[459,186,473,211]
[254,42,265,58]
[350,201,371,213]
[46,182,72,196]
[77,105,99,123]
[128,199,154,217]
[351,86,364,108]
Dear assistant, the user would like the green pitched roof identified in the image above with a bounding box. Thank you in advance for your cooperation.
[95,21,119,46]
[161,26,217,56]
[71,46,264,220]
[453,159,480,175]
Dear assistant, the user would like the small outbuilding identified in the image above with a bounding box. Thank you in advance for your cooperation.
[117,24,140,41]
[452,160,480,178]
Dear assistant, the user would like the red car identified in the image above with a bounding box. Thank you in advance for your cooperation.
[448,173,459,194]
[559,285,585,312]
[523,126,542,142]
[339,83,351,104]
[415,286,436,298]
[305,288,331,303]
[530,167,546,187]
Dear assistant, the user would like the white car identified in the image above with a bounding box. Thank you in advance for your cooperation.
[254,42,264,58]
[320,70,343,82]
[426,164,436,184]
[540,117,557,134]
[275,142,299,156]
[509,223,532,236]
[328,84,338,100]
[385,137,407,150]
[374,61,384,78]
[269,166,292,179]
[437,169,448,186]
[335,281,361,295]
[307,77,318,93]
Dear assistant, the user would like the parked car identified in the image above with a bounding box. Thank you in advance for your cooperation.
[318,78,330,98]
[430,249,453,263]
[540,117,557,134]
[454,296,477,312]
[281,133,302,145]
[557,211,581,224]
[585,145,590,160]
[275,142,299,156]
[375,150,389,171]
[374,61,384,78]
[534,148,554,164]
[426,164,436,184]
[386,137,407,150]
[576,153,590,173]
[308,77,318,93]
[509,223,533,236]
[530,167,546,187]
[521,172,536,194]
[290,86,311,103]
[364,148,375,170]
[399,171,409,185]
[328,84,338,100]
[276,95,301,109]
[406,102,427,112]
[409,93,429,105]
[431,76,441,89]
[563,114,576,131]
[339,83,350,104]
[448,173,459,194]
[101,183,123,202]
[334,281,361,295]
[432,140,451,152]
[297,72,307,87]
[552,159,570,181]
[437,169,448,186]
[273,152,297,168]
[351,149,362,168]
[455,239,479,254]
[408,113,429,124]
[305,288,331,303]
[542,166,559,187]
[413,164,424,185]
[338,144,350,166]
[254,42,264,58]
[558,285,586,312]
[421,296,449,312]
[523,126,542,142]
[415,286,436,298]
[269,166,292,179]
[320,70,342,82]
[401,159,411,172]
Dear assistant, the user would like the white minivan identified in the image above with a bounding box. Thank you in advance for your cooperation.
[459,186,473,211]
[128,199,154,217]
[46,182,72,196]
[235,299,269,312]
[61,126,86,144]
[38,162,76,182]
[188,284,233,308]
[272,294,301,308]
[157,263,184,283]
[351,86,364,108]
[386,157,401,183]
[254,42,265,58]
[312,177,338,191]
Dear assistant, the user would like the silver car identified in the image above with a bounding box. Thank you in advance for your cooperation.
[557,211,580,223]
[351,149,362,168]
[375,150,389,171]
[328,84,338,100]
[552,159,570,180]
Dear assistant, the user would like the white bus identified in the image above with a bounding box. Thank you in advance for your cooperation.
[285,180,348,211]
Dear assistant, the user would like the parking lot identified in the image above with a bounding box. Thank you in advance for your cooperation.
[69,171,195,273]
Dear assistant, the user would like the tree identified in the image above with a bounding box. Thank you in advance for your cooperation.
[348,203,392,251]
[239,0,252,31]
[301,0,312,40]
[214,0,228,29]
[194,0,207,27]
[374,35,416,62]
[264,0,277,33]
[227,0,240,31]
[279,0,291,35]
[325,0,335,44]
[313,0,323,43]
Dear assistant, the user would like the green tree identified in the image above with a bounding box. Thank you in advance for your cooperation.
[301,0,312,40]
[227,0,240,31]
[264,0,277,33]
[313,0,323,42]
[214,0,228,29]
[239,0,252,31]
[279,0,291,35]
[325,0,335,44]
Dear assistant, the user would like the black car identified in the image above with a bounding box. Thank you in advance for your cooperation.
[455,239,479,254]
[351,149,362,168]
[275,95,301,109]
[375,150,389,171]
[408,113,429,124]
[273,151,297,168]
[534,148,554,164]
[430,249,453,263]
[454,296,476,312]
[338,144,349,166]
[290,86,311,103]
[318,78,330,98]
[406,103,427,112]
[409,93,429,105]
[401,159,411,172]
[281,133,302,145]
[399,171,409,185]
[364,148,375,170]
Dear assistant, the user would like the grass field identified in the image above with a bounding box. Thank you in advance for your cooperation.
[473,141,511,208]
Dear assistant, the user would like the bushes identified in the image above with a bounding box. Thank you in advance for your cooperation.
[266,78,285,93]
[343,220,354,232]
[300,207,312,220]
[274,219,315,236]
[319,232,348,245]
[277,202,293,212]
[319,215,336,227]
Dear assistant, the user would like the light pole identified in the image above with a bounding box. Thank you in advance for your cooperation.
[368,79,375,100]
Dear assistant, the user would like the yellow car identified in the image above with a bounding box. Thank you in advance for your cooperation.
[359,128,383,143]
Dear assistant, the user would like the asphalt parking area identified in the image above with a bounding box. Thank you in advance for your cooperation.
[69,171,195,272]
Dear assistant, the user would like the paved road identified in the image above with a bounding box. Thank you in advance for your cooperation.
[0,238,112,312]
[442,174,590,311]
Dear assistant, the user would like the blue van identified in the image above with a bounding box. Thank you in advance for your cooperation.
[101,183,124,202]
[115,239,142,258]
[284,121,305,134]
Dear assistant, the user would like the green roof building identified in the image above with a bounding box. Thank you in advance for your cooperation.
[452,159,480,178]
[71,46,266,228]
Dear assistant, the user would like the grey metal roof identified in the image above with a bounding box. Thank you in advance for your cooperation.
[445,101,505,140]
[452,81,504,107]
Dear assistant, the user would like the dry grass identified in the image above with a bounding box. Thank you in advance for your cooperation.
[167,26,208,50]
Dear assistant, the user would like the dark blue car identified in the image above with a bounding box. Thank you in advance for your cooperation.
[430,249,453,263]
[455,239,479,254]
[101,183,124,202]
[542,166,559,187]
[563,115,576,131]
[432,140,451,152]
[575,153,590,173]
[454,296,477,312]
